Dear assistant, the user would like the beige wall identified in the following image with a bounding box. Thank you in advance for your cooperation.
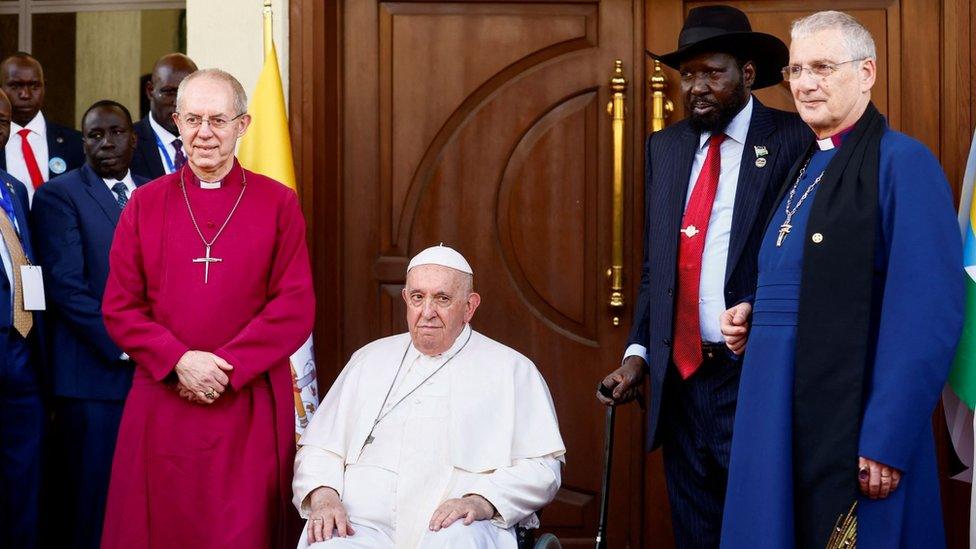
[75,11,142,126]
[73,9,184,128]
[186,0,289,108]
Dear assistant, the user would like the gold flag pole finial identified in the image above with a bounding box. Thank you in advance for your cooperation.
[262,0,273,59]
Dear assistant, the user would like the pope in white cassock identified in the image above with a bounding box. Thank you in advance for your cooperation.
[293,245,566,549]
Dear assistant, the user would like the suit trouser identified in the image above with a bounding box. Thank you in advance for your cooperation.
[44,397,125,549]
[659,348,739,549]
[0,331,43,549]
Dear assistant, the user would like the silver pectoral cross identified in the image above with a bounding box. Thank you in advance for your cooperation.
[776,223,791,247]
[192,245,222,284]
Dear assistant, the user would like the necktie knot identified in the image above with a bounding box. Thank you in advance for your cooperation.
[709,132,726,149]
[111,182,129,209]
[172,138,186,171]
[17,128,29,138]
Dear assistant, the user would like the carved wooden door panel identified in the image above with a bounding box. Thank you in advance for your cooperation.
[341,1,649,545]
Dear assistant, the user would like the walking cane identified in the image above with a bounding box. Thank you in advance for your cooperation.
[595,384,616,549]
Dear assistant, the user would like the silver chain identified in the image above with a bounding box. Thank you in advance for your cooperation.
[784,156,825,225]
[179,165,247,248]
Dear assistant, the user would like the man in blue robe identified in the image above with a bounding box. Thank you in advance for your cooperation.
[719,11,964,549]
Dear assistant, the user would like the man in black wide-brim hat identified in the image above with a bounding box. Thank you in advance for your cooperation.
[597,5,811,546]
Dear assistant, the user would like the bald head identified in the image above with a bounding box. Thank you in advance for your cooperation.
[0,53,44,126]
[147,53,197,135]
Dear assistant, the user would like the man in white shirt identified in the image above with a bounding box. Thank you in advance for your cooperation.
[130,53,197,180]
[30,100,148,549]
[0,53,84,203]
[294,244,565,549]
[595,6,811,547]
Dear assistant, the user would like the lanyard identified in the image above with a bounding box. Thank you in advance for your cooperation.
[0,179,20,238]
[152,130,176,173]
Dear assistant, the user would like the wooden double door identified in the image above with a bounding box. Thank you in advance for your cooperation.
[297,0,972,546]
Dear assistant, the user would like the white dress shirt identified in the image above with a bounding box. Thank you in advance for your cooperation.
[627,97,754,363]
[104,170,136,360]
[148,113,182,174]
[6,111,49,203]
[102,170,136,200]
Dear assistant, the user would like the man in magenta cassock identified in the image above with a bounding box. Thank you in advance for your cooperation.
[100,68,315,548]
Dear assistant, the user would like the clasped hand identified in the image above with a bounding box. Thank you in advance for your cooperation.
[174,350,234,405]
[720,302,752,355]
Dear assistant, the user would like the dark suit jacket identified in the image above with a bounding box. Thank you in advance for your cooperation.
[30,164,148,400]
[627,98,811,449]
[0,170,46,383]
[0,117,84,178]
[129,118,167,180]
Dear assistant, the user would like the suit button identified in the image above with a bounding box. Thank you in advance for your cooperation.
[667,288,673,296]
[663,338,671,347]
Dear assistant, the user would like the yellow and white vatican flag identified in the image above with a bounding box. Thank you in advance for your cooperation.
[238,1,318,440]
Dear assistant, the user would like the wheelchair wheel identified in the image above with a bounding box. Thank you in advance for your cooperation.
[533,533,562,549]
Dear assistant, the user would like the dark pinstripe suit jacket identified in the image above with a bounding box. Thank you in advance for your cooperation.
[627,98,811,449]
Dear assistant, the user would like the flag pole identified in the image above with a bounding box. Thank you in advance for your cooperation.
[263,0,273,60]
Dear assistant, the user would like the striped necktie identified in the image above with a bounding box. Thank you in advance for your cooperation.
[111,182,128,209]
[0,210,31,336]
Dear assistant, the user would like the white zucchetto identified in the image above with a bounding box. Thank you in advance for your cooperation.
[407,243,473,275]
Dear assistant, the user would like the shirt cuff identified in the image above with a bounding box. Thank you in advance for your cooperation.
[120,352,129,361]
[623,344,648,365]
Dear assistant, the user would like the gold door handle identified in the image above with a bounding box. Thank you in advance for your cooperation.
[650,60,673,133]
[606,60,626,326]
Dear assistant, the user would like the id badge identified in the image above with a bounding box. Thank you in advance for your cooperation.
[21,265,45,310]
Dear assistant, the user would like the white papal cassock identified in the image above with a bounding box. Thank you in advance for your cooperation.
[293,324,566,548]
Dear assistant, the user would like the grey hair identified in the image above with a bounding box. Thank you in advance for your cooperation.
[175,68,248,116]
[791,11,876,61]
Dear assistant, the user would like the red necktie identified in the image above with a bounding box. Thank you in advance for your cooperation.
[17,128,44,189]
[673,132,726,379]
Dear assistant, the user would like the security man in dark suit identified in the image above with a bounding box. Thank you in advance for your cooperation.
[596,6,812,547]
[0,53,84,203]
[130,53,197,180]
[31,100,147,549]
[0,87,45,549]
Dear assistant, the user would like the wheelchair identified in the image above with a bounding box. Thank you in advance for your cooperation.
[516,528,562,549]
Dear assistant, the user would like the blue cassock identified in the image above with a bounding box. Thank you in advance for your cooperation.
[720,128,964,549]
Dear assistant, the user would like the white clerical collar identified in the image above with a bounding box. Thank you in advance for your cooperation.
[199,180,222,189]
[816,137,835,151]
[698,96,753,150]
[11,110,46,139]
[102,170,136,193]
[148,113,178,145]
[411,323,472,362]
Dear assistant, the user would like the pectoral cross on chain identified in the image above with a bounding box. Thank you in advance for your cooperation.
[192,245,222,284]
[776,223,791,247]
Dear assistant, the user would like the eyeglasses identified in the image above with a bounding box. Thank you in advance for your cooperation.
[781,58,866,81]
[177,112,245,130]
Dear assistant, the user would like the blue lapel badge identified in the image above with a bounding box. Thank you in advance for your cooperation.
[49,156,66,175]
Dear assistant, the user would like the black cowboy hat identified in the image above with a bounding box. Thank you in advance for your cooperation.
[649,5,788,90]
